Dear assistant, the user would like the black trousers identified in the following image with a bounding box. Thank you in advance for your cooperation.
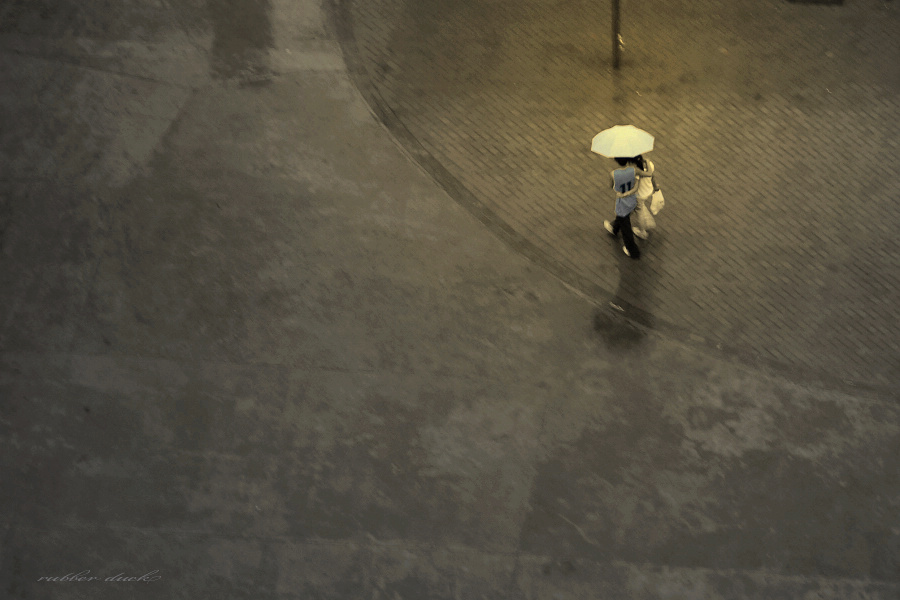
[612,213,640,258]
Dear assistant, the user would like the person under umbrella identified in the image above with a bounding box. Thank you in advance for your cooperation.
[603,157,650,258]
[625,154,658,240]
[590,126,656,258]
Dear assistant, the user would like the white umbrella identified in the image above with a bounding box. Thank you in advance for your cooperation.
[591,125,654,158]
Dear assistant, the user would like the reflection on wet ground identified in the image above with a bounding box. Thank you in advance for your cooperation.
[208,0,273,81]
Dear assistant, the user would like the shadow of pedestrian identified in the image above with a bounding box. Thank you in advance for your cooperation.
[593,254,657,352]
[208,0,274,82]
[592,305,644,351]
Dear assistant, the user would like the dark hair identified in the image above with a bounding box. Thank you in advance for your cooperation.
[614,156,645,169]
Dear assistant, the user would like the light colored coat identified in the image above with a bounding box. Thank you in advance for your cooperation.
[632,160,657,231]
[635,159,655,200]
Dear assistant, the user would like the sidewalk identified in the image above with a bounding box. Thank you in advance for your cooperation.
[341,0,900,391]
[0,0,898,598]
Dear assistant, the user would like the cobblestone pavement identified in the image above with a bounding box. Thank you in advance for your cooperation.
[2,0,900,597]
[338,0,900,391]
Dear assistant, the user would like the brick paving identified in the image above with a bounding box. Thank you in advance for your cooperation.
[337,0,900,392]
[2,0,900,595]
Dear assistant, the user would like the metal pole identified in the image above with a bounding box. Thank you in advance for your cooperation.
[612,0,621,69]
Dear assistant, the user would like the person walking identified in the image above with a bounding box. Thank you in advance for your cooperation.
[629,154,657,240]
[590,125,657,257]
[604,157,650,258]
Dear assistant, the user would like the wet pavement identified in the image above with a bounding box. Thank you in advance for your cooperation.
[1,0,899,598]
[340,0,900,391]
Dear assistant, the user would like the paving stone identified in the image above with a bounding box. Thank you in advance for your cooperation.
[341,0,900,390]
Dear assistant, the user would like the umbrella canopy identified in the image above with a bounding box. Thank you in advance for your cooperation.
[591,125,654,158]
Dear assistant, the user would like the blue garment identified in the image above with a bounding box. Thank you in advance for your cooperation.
[613,167,637,217]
